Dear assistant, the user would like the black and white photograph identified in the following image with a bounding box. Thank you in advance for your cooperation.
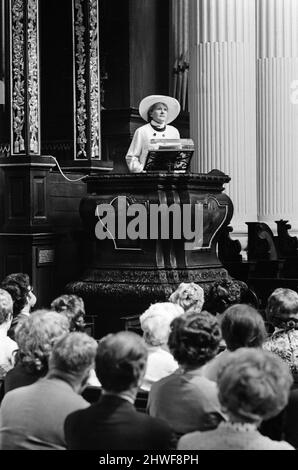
[0,0,298,459]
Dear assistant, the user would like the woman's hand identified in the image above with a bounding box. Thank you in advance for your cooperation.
[127,156,143,173]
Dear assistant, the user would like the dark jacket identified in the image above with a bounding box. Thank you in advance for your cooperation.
[4,362,45,394]
[260,388,298,449]
[64,394,174,450]
[8,313,28,341]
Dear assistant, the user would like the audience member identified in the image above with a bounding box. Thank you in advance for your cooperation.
[148,312,225,438]
[278,389,298,448]
[178,348,294,450]
[51,294,100,387]
[1,273,36,340]
[203,278,243,317]
[0,289,18,379]
[51,294,86,332]
[4,310,69,393]
[0,332,97,449]
[260,386,298,448]
[202,304,267,381]
[260,288,298,442]
[203,279,255,352]
[64,331,174,450]
[169,282,204,315]
[263,288,298,383]
[139,302,184,391]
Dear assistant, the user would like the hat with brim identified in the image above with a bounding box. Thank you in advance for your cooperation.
[139,95,181,124]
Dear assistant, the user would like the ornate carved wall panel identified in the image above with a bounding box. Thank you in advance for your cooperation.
[0,0,9,151]
[9,0,40,155]
[72,0,101,160]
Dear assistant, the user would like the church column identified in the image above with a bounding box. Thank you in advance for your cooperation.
[67,0,111,171]
[2,0,54,231]
[188,0,257,235]
[257,0,298,233]
[0,0,56,307]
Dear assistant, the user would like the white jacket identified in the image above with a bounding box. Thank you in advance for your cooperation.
[126,123,180,172]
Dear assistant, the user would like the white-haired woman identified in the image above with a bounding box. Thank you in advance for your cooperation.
[169,282,204,315]
[139,302,184,391]
[125,95,180,173]
[263,288,298,381]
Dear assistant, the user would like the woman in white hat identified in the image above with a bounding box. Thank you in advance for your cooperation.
[126,95,181,173]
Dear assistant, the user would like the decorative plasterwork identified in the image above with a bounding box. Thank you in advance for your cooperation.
[10,0,40,155]
[10,0,25,154]
[27,0,40,154]
[73,0,101,160]
[73,0,87,159]
[89,0,100,158]
[0,142,10,156]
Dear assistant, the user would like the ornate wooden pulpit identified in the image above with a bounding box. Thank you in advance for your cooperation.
[67,170,233,338]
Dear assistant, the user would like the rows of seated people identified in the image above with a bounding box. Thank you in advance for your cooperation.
[0,273,298,449]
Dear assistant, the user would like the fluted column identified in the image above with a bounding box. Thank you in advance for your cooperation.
[257,0,298,232]
[169,0,189,111]
[189,0,257,234]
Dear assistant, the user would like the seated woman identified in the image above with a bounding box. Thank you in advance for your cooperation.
[203,278,243,317]
[4,310,69,393]
[202,304,267,381]
[148,311,225,437]
[263,288,298,383]
[178,348,294,450]
[125,95,180,173]
[203,278,256,352]
[139,302,184,392]
[169,282,204,315]
[51,294,100,387]
[0,289,18,380]
[51,294,86,332]
[1,273,36,341]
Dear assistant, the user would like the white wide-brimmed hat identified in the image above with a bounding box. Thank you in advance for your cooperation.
[139,95,181,124]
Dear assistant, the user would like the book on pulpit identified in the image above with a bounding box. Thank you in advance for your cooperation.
[144,139,194,172]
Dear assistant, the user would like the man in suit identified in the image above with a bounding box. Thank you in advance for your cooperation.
[64,331,174,450]
[0,332,98,449]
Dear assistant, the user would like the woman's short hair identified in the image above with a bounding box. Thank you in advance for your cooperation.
[1,273,30,317]
[221,304,267,351]
[51,294,85,332]
[169,282,204,315]
[217,348,293,423]
[15,309,70,373]
[0,289,13,325]
[147,101,167,121]
[168,311,221,367]
[203,279,243,315]
[96,331,148,392]
[140,302,184,346]
[266,288,298,328]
